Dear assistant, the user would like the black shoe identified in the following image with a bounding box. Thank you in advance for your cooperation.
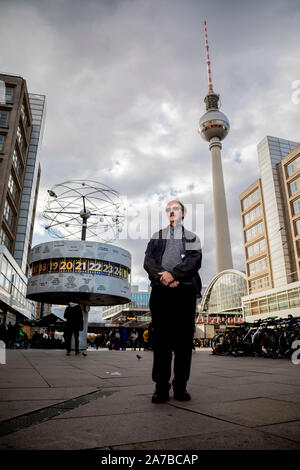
[173,390,191,401]
[152,391,169,404]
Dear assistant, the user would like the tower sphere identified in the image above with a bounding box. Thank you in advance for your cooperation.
[198,109,230,142]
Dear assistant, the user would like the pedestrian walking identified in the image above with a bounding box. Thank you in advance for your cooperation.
[63,302,84,355]
[130,329,138,350]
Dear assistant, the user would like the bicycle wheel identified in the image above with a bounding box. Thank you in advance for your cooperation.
[279,330,300,358]
[231,333,248,356]
[254,331,274,357]
[212,333,232,356]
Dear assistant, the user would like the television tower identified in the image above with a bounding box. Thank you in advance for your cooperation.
[198,20,233,273]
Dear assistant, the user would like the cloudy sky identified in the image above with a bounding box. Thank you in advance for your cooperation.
[1,0,300,295]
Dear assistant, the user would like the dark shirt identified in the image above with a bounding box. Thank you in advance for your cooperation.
[144,225,202,297]
[64,304,83,330]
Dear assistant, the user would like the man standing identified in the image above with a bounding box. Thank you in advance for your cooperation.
[64,302,84,356]
[144,200,202,403]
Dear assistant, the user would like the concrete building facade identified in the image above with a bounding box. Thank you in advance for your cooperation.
[240,136,300,321]
[0,74,46,324]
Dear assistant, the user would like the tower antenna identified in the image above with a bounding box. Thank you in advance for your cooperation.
[204,20,214,93]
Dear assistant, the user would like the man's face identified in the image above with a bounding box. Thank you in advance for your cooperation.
[165,200,183,226]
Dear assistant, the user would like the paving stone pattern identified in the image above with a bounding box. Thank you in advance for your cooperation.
[0,349,299,450]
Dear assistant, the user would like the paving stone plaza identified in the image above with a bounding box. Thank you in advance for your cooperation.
[0,348,299,450]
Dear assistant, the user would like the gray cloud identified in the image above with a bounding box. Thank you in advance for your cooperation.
[1,0,299,290]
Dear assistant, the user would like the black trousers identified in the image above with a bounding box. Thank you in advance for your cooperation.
[64,327,80,353]
[149,284,196,393]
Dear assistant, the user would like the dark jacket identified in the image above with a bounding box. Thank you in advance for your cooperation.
[64,304,83,330]
[144,225,202,298]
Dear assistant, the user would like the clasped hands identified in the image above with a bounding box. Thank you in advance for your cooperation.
[158,271,179,288]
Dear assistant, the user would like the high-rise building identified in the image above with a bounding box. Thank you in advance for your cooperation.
[0,73,46,325]
[240,136,300,320]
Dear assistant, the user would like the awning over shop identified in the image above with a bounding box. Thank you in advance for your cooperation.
[31,313,65,328]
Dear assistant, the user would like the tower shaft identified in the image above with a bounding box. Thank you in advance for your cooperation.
[210,137,233,272]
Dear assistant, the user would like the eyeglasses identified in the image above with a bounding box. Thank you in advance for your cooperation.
[166,206,181,212]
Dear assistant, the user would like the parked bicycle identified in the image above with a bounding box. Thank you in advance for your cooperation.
[212,315,300,359]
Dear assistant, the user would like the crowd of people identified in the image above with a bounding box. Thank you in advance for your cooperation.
[0,321,65,349]
[0,320,212,351]
[0,321,30,348]
[88,327,152,351]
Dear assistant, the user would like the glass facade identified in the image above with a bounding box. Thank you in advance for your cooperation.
[0,248,35,319]
[102,289,151,322]
[202,271,247,315]
[14,93,46,273]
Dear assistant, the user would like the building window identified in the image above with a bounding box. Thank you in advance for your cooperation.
[268,295,278,312]
[277,293,288,310]
[250,300,259,315]
[288,162,295,176]
[243,302,250,316]
[7,173,19,204]
[247,238,266,258]
[290,180,299,195]
[12,149,23,179]
[20,104,28,128]
[249,262,255,275]
[287,158,300,177]
[249,275,269,293]
[248,257,267,275]
[293,199,300,214]
[0,226,12,251]
[245,221,264,241]
[288,289,300,307]
[5,86,13,102]
[3,198,15,230]
[0,134,5,151]
[242,189,260,211]
[0,110,8,126]
[17,126,26,153]
[259,298,269,314]
[295,219,300,236]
